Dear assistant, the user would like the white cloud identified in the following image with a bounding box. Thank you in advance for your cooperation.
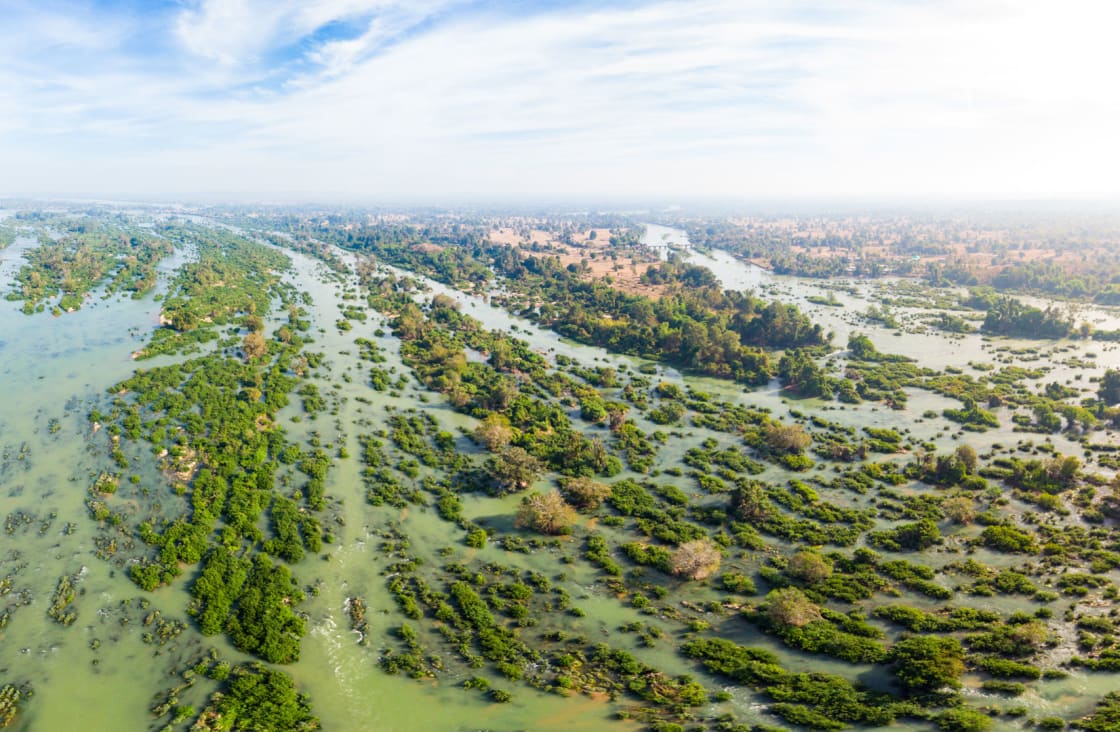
[2,0,1119,199]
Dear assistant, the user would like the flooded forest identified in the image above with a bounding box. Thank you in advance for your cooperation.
[3,203,1120,732]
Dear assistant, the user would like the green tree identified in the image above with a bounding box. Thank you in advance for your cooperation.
[216,663,318,731]
[1100,369,1120,407]
[787,550,833,583]
[936,708,993,732]
[891,635,965,694]
[559,476,612,510]
[485,446,543,495]
[954,445,978,474]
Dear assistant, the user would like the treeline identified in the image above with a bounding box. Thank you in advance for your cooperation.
[961,289,1073,339]
[508,255,826,384]
[331,220,828,384]
[318,222,493,288]
[932,258,1120,302]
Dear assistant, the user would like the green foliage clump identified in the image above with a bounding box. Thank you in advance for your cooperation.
[212,662,318,731]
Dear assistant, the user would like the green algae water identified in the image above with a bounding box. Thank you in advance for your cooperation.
[2,210,1120,731]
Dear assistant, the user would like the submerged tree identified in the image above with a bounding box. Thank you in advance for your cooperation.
[1100,369,1120,407]
[243,331,268,361]
[515,490,577,535]
[890,635,965,695]
[765,587,821,628]
[787,549,833,583]
[559,476,612,510]
[485,446,543,495]
[765,423,811,454]
[474,413,514,451]
[670,539,722,580]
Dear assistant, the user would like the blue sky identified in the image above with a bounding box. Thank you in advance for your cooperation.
[1,0,1118,201]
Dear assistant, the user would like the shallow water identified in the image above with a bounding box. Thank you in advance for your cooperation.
[1,216,1118,731]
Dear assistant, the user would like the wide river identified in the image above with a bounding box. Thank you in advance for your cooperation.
[0,217,1118,730]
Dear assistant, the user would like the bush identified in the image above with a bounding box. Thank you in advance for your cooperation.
[890,635,965,694]
[936,708,993,732]
[721,572,757,595]
[787,550,833,583]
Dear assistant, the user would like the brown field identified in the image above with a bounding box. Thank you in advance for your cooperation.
[488,225,667,298]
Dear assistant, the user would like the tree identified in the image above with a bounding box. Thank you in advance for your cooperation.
[778,348,832,398]
[765,423,811,454]
[485,446,543,495]
[1046,455,1080,488]
[787,550,832,583]
[560,476,612,510]
[1033,405,1063,433]
[243,331,268,361]
[730,481,772,523]
[890,635,965,695]
[765,587,821,628]
[216,663,318,732]
[942,495,977,525]
[515,491,577,535]
[474,413,513,451]
[954,445,978,475]
[1100,370,1120,407]
[1008,620,1051,651]
[669,539,722,580]
[606,402,629,433]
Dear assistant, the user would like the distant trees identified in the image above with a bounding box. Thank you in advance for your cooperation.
[977,293,1072,339]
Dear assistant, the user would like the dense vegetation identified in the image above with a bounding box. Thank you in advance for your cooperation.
[8,206,1120,732]
[6,215,173,314]
[310,224,829,384]
[83,223,324,730]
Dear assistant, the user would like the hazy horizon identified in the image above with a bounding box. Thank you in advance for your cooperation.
[2,0,1118,200]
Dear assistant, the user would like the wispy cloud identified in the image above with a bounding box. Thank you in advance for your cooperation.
[1,0,1118,199]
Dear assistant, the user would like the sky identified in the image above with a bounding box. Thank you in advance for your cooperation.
[1,0,1118,202]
